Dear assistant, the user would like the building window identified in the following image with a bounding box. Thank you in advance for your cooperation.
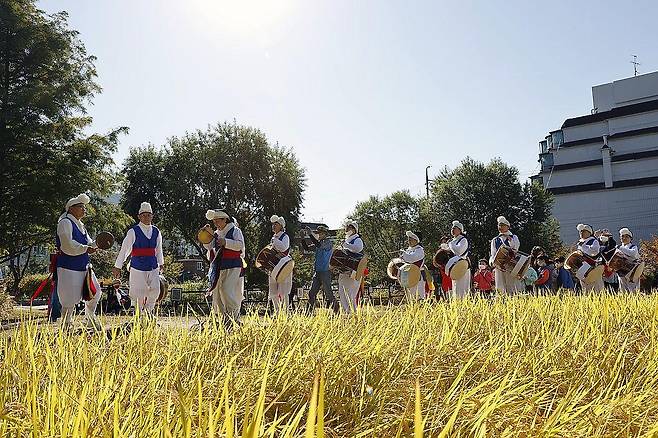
[551,130,564,148]
[196,261,203,271]
[540,153,554,171]
[539,140,548,154]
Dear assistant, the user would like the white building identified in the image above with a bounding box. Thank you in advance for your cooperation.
[532,71,658,243]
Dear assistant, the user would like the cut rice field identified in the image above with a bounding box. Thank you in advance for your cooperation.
[2,293,658,437]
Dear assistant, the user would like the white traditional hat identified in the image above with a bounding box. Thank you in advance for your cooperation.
[451,220,464,232]
[138,202,153,214]
[345,220,359,233]
[577,223,593,234]
[206,209,229,220]
[65,193,90,211]
[619,227,633,238]
[405,230,420,242]
[497,216,510,226]
[270,214,286,228]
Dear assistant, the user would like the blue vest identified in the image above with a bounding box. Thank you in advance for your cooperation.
[219,227,243,269]
[56,217,90,271]
[130,225,159,271]
[494,234,514,251]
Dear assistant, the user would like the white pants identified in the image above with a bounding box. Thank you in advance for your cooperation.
[580,277,605,293]
[268,272,292,313]
[56,267,101,325]
[494,269,521,295]
[338,272,360,313]
[210,267,243,322]
[129,268,160,313]
[451,270,471,300]
[405,280,426,302]
[619,276,640,293]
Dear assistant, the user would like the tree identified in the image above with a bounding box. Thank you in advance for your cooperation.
[121,122,306,287]
[344,159,561,284]
[640,235,658,289]
[0,1,127,292]
[348,191,421,285]
[424,157,561,263]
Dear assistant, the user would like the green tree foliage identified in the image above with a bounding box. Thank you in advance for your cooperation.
[121,122,306,287]
[348,191,421,285]
[0,1,127,292]
[347,159,561,283]
[424,158,561,263]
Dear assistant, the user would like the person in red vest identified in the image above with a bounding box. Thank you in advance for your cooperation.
[201,209,245,326]
[473,259,495,297]
[113,202,164,318]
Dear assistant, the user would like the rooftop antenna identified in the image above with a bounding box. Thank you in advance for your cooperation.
[631,55,640,77]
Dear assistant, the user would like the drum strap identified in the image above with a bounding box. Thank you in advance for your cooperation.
[454,236,469,258]
[494,234,513,251]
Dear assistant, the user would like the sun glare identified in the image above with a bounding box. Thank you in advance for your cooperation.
[186,0,295,37]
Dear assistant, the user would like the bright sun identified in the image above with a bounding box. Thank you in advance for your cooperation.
[186,0,296,37]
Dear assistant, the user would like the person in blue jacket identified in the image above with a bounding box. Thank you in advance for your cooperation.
[554,256,575,291]
[303,225,338,313]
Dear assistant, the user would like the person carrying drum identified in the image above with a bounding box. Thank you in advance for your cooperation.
[489,216,522,295]
[576,223,604,292]
[113,202,164,319]
[400,231,426,301]
[302,225,338,314]
[338,221,364,313]
[617,228,641,292]
[442,220,471,299]
[55,193,103,331]
[269,215,293,313]
[203,210,245,326]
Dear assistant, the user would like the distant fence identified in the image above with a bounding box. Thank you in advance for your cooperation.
[21,283,409,315]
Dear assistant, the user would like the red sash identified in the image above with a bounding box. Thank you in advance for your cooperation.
[131,248,156,257]
[222,248,242,259]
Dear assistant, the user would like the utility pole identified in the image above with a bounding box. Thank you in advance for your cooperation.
[631,55,640,77]
[425,165,431,198]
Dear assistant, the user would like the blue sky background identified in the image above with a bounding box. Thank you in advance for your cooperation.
[41,0,658,228]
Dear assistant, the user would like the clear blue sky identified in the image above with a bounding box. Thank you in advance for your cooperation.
[41,0,658,228]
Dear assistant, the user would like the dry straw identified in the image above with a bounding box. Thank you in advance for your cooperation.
[1,292,658,436]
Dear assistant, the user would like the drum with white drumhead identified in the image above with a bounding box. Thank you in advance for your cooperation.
[492,245,531,279]
[387,258,421,288]
[607,250,645,283]
[565,250,604,283]
[255,246,294,283]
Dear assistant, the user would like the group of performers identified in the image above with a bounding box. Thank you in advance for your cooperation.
[51,193,645,329]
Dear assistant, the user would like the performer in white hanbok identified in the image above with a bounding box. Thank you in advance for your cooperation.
[268,215,293,313]
[576,223,604,293]
[338,221,364,313]
[55,194,102,330]
[617,227,641,292]
[400,231,426,301]
[489,216,523,295]
[202,210,245,325]
[442,220,471,299]
[113,202,164,317]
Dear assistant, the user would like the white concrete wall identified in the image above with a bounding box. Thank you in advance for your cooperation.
[552,142,602,165]
[562,121,608,143]
[609,110,658,133]
[553,184,658,243]
[612,156,658,180]
[544,165,603,188]
[611,132,658,154]
[593,71,658,112]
